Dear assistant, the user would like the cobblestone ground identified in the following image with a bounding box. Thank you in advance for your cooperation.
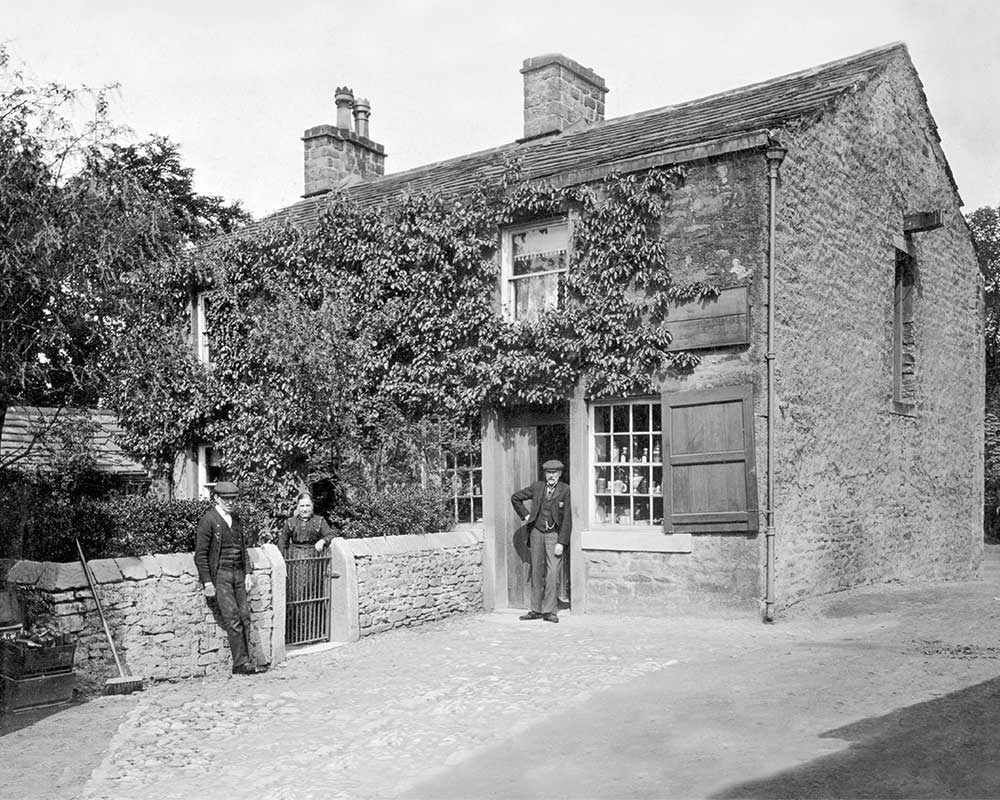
[5,550,1000,800]
[80,610,765,800]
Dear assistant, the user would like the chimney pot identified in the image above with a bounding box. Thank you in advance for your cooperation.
[352,98,372,140]
[302,90,386,198]
[335,86,355,129]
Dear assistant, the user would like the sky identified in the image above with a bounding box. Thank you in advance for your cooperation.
[4,0,999,218]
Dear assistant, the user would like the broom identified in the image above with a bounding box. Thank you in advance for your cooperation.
[75,539,144,695]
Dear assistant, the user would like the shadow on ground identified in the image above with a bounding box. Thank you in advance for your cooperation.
[711,676,1000,799]
[0,698,85,736]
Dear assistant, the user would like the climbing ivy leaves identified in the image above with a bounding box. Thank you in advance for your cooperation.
[110,165,712,501]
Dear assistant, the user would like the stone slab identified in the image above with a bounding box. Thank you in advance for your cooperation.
[115,557,149,581]
[87,559,123,585]
[138,556,163,579]
[36,561,90,591]
[5,560,46,586]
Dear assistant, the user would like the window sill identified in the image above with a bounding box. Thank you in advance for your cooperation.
[890,401,918,418]
[580,529,692,553]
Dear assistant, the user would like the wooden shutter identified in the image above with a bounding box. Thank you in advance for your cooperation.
[662,385,758,533]
[666,285,750,351]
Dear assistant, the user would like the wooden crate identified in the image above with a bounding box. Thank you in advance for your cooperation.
[0,640,76,678]
[2,672,75,713]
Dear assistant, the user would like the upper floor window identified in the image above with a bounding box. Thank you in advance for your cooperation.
[192,291,212,364]
[501,218,569,321]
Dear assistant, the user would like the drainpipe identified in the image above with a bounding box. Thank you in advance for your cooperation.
[764,144,787,623]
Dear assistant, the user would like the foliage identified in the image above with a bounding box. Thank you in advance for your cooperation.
[332,486,454,539]
[0,474,272,561]
[108,162,708,512]
[968,205,1000,540]
[0,45,249,468]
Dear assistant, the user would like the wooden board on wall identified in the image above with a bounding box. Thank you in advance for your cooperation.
[666,285,749,351]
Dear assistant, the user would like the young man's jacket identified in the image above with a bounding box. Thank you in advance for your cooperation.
[194,506,253,584]
[510,481,572,547]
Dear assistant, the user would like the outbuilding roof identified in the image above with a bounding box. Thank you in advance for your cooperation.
[0,406,148,478]
[263,42,916,231]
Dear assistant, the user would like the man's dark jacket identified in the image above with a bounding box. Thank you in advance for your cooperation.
[194,506,252,585]
[511,481,572,547]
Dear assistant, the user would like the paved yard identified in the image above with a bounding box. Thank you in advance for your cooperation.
[3,548,1000,799]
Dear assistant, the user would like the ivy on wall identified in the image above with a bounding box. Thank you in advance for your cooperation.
[106,166,716,504]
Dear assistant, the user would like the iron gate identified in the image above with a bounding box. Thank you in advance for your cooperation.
[285,553,333,646]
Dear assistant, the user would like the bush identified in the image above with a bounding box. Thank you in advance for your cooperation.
[332,485,454,539]
[2,484,275,562]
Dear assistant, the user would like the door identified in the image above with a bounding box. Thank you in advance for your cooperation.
[502,414,570,609]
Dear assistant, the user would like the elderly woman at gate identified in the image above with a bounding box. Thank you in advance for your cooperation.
[277,491,335,561]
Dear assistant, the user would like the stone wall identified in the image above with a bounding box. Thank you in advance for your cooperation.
[770,51,983,605]
[329,530,484,640]
[583,535,760,617]
[578,150,769,616]
[5,545,284,693]
[576,53,982,616]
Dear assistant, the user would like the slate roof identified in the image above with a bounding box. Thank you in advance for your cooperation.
[259,42,914,232]
[0,407,148,477]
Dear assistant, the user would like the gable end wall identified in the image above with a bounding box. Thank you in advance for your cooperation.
[771,53,984,606]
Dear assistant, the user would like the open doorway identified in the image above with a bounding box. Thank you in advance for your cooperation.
[501,409,570,609]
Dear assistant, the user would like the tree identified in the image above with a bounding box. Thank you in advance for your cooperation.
[0,46,249,467]
[968,205,1000,539]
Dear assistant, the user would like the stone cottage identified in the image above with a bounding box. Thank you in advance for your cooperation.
[232,43,984,618]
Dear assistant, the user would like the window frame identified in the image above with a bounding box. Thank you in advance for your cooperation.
[589,396,665,532]
[892,248,917,415]
[500,216,570,321]
[192,291,211,364]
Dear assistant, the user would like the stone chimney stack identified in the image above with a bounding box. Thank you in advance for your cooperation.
[521,54,608,140]
[302,88,386,198]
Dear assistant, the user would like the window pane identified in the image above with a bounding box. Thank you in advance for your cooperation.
[612,405,629,433]
[511,223,568,276]
[632,404,650,431]
[513,273,561,320]
[595,406,611,433]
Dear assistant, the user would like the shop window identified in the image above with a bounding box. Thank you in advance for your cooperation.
[592,400,664,527]
[591,386,758,533]
[501,218,569,321]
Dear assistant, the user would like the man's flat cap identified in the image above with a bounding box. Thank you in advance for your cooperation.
[212,481,240,497]
[541,460,564,472]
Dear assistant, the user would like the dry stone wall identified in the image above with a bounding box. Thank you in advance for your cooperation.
[5,545,282,694]
[347,531,484,637]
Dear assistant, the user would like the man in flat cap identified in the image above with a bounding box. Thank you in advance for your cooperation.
[194,481,264,674]
[511,460,572,623]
